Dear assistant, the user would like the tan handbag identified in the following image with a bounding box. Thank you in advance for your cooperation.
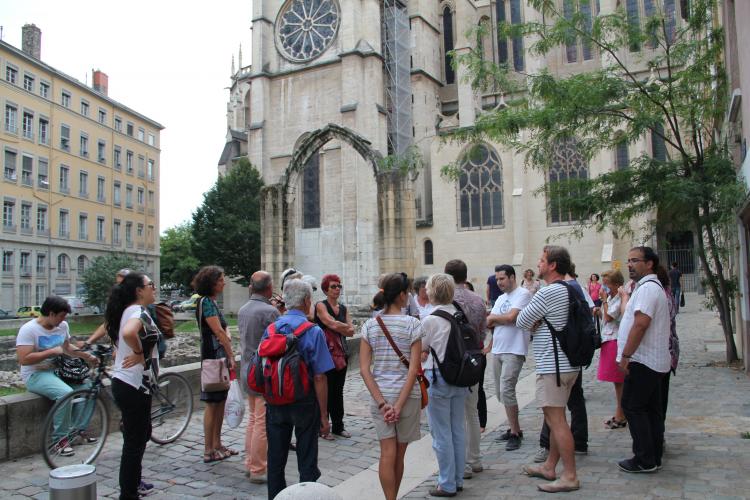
[198,298,230,392]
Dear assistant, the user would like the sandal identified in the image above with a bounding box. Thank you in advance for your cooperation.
[319,433,335,441]
[218,445,239,456]
[605,418,627,429]
[203,450,224,463]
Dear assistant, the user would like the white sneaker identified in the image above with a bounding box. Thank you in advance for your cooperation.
[533,447,549,463]
[463,464,473,479]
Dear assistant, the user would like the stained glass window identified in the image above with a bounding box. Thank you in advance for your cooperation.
[443,6,455,84]
[458,144,504,230]
[302,153,320,228]
[277,0,340,63]
[547,137,589,225]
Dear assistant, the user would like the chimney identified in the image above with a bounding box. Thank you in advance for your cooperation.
[92,70,108,96]
[21,24,42,59]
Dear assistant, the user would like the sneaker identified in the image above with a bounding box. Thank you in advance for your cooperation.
[574,446,588,455]
[617,458,657,473]
[463,464,473,479]
[533,447,549,463]
[249,473,267,484]
[53,438,75,457]
[429,487,457,497]
[506,433,522,451]
[495,429,524,442]
[470,462,484,473]
[137,480,155,496]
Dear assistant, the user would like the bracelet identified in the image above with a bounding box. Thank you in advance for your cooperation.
[622,354,632,359]
[378,401,386,409]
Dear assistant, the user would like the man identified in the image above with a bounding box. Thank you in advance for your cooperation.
[483,265,531,451]
[517,245,580,493]
[16,296,98,456]
[238,271,280,484]
[444,259,487,479]
[264,279,334,499]
[486,265,503,305]
[535,266,591,462]
[668,262,682,313]
[616,247,671,473]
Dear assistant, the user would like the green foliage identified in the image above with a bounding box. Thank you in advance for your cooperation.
[377,145,424,176]
[160,223,200,293]
[81,254,140,310]
[192,158,263,287]
[453,0,744,360]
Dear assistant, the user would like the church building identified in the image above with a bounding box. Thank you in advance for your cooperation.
[217,0,688,312]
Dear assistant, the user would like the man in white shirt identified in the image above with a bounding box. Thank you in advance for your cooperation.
[616,246,671,473]
[484,265,531,451]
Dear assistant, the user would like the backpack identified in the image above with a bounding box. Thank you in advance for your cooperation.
[247,320,316,405]
[429,302,486,387]
[542,281,596,386]
[148,302,175,339]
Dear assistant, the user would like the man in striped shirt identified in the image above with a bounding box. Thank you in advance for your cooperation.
[516,245,580,493]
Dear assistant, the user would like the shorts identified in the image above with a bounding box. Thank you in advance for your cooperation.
[536,371,579,408]
[492,353,525,406]
[369,397,422,443]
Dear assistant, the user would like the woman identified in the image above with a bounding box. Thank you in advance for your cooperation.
[413,276,434,320]
[315,274,355,439]
[193,266,237,463]
[521,269,541,296]
[589,273,603,307]
[360,273,422,500]
[105,272,159,499]
[422,273,467,497]
[598,270,627,429]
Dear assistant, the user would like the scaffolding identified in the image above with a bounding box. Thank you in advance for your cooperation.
[381,0,413,156]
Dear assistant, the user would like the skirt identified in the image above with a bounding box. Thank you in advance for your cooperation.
[597,340,625,383]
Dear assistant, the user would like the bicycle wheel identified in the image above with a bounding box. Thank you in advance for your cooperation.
[150,372,193,444]
[41,389,109,469]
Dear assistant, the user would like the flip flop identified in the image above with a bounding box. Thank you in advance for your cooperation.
[319,433,335,441]
[537,479,580,493]
[203,450,223,463]
[522,465,556,481]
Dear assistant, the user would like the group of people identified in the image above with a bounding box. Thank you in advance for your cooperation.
[15,243,681,499]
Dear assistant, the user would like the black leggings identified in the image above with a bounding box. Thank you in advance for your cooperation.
[112,378,151,500]
[326,366,347,434]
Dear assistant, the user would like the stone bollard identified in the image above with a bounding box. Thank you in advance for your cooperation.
[276,482,343,500]
[49,464,97,500]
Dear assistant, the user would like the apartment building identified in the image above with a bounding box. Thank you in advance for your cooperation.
[1,24,163,311]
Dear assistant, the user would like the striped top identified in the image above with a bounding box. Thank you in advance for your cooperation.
[361,314,423,400]
[516,283,579,375]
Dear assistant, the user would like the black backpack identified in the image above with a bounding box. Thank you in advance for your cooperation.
[429,302,486,387]
[542,281,596,386]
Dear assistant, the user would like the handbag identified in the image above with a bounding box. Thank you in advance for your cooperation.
[324,329,348,370]
[375,316,429,409]
[55,355,90,385]
[198,298,230,392]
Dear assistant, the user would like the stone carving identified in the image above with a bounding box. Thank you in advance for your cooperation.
[276,0,340,63]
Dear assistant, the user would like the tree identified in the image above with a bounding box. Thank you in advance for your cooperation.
[452,0,744,361]
[192,158,264,287]
[81,254,140,310]
[160,222,200,293]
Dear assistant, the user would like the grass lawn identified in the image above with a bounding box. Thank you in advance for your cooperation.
[1,321,102,338]
[0,386,24,397]
[174,316,237,333]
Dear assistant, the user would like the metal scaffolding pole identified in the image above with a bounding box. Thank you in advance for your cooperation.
[382,0,413,156]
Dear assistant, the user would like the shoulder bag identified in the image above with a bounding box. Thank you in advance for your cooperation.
[198,297,230,392]
[375,316,428,409]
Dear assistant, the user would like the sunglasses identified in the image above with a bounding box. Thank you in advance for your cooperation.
[330,284,343,290]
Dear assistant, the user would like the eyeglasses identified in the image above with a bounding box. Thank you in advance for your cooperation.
[144,281,156,289]
[330,284,343,290]
[627,258,646,264]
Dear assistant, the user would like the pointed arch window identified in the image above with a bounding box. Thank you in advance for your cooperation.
[442,6,456,84]
[495,0,525,70]
[424,239,434,265]
[458,143,504,230]
[547,137,589,225]
[302,153,320,228]
[615,139,630,170]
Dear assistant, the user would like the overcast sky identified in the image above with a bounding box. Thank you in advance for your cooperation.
[2,0,254,233]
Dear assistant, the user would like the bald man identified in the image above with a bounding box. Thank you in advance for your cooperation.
[238,271,280,483]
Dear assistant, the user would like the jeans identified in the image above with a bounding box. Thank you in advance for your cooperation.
[622,362,665,468]
[426,369,468,493]
[266,399,321,499]
[112,378,151,500]
[26,370,89,440]
[326,366,347,434]
[672,287,681,312]
[464,383,481,467]
[244,394,267,474]
[539,369,588,450]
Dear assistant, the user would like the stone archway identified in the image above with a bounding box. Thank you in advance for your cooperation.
[260,123,416,295]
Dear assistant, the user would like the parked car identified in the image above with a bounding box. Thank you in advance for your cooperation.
[169,299,183,312]
[61,296,99,315]
[0,308,18,319]
[17,305,42,318]
[179,294,201,312]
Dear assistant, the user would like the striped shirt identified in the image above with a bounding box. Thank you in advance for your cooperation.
[516,283,579,375]
[361,314,423,400]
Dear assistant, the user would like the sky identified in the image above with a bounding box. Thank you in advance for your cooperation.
[2,0,254,233]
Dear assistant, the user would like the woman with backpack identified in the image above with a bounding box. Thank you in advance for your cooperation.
[421,273,468,497]
[105,272,159,499]
[193,266,237,463]
[360,273,423,500]
[315,274,355,439]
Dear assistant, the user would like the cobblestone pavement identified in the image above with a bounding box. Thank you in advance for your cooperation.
[1,296,749,499]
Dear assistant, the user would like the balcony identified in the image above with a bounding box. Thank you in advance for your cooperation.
[58,231,69,239]
[2,224,17,234]
[20,226,33,236]
[126,241,133,249]
[20,266,31,277]
[37,228,49,237]
[137,206,144,214]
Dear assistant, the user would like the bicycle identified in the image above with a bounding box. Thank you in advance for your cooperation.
[41,344,194,469]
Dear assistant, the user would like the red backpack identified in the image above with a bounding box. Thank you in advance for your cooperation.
[247,320,315,405]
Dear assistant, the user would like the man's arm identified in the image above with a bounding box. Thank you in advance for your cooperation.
[17,344,62,366]
[516,291,548,331]
[487,308,522,327]
[617,311,652,374]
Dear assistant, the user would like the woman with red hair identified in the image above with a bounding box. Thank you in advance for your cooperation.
[315,274,355,439]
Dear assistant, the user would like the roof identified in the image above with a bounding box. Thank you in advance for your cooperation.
[0,40,164,130]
